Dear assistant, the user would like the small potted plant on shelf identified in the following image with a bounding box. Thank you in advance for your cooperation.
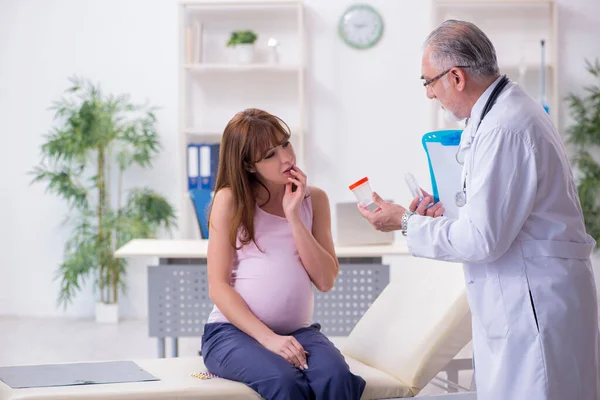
[227,30,258,64]
[31,76,177,323]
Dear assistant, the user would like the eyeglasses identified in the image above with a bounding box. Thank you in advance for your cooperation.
[422,66,471,87]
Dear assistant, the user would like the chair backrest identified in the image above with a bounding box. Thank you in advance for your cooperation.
[341,257,472,396]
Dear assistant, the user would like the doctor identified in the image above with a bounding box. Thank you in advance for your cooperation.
[359,20,600,400]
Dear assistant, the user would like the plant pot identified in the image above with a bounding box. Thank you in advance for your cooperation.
[96,302,119,323]
[235,43,254,64]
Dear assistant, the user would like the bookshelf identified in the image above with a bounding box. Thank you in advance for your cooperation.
[178,0,305,240]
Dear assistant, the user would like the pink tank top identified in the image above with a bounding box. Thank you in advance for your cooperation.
[207,195,314,335]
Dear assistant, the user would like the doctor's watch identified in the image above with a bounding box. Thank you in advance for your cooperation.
[401,210,416,236]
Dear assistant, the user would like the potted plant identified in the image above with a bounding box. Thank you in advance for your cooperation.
[565,59,600,245]
[31,77,177,322]
[226,30,258,64]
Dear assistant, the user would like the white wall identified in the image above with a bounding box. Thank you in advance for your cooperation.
[0,0,180,317]
[0,0,599,318]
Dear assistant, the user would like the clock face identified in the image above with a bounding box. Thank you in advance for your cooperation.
[339,4,384,49]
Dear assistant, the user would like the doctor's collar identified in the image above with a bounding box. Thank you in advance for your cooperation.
[468,75,504,129]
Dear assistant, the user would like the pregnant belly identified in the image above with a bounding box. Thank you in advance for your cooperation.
[233,259,314,334]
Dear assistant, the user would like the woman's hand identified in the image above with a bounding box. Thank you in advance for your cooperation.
[260,333,309,370]
[283,166,307,222]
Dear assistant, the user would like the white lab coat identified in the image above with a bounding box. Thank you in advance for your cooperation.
[407,77,600,400]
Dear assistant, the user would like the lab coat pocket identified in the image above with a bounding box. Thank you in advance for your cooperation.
[467,275,509,340]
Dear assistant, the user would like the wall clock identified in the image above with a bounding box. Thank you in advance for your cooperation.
[338,4,384,49]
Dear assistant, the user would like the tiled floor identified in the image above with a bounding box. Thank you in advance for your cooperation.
[0,317,473,397]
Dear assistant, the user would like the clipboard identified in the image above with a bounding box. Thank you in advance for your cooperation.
[422,130,463,219]
[0,361,158,389]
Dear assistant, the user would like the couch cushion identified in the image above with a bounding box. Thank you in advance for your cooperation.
[0,357,260,400]
[345,355,411,399]
[341,259,472,396]
[0,355,412,400]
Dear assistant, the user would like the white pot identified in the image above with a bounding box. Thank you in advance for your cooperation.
[235,43,254,64]
[96,302,119,323]
[268,48,279,65]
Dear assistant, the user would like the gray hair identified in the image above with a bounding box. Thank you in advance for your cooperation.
[424,20,499,79]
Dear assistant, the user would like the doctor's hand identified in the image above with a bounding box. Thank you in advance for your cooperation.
[357,192,406,232]
[409,189,445,218]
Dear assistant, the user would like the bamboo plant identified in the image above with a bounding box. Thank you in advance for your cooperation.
[566,59,600,244]
[31,77,177,307]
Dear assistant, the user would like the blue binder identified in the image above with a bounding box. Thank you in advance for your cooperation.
[188,143,220,239]
[198,144,220,191]
[422,130,463,219]
[190,189,212,239]
[187,144,199,190]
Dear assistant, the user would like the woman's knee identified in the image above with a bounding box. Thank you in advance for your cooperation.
[279,373,310,396]
[319,368,366,399]
[257,370,310,400]
[329,367,359,384]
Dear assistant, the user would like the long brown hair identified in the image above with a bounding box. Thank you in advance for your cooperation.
[209,108,291,250]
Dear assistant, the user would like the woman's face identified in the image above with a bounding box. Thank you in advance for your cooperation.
[252,136,296,186]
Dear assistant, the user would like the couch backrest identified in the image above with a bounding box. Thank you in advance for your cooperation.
[341,258,472,396]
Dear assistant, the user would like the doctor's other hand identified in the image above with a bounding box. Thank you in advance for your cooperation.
[357,192,406,232]
[409,189,445,218]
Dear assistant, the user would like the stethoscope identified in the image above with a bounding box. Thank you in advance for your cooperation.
[454,75,510,208]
